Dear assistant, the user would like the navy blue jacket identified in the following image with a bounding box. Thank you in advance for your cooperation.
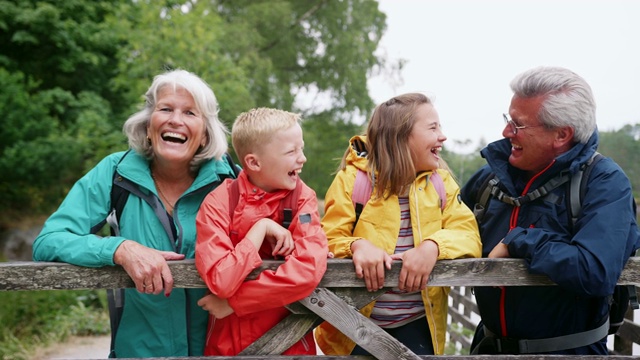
[461,131,640,355]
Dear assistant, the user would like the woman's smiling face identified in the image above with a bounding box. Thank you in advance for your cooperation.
[147,86,206,167]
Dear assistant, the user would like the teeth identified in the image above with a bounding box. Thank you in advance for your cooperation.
[162,132,186,141]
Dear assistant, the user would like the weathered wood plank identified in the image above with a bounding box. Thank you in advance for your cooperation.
[242,288,386,355]
[2,258,639,291]
[81,355,640,359]
[448,306,477,333]
[298,288,421,360]
[449,288,479,316]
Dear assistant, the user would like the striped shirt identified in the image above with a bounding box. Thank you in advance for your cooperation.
[370,197,425,328]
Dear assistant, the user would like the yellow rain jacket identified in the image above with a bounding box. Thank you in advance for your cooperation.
[315,136,481,355]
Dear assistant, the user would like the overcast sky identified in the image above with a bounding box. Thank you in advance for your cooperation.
[368,0,640,153]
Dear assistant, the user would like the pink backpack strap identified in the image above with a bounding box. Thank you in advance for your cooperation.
[430,171,446,211]
[352,169,372,208]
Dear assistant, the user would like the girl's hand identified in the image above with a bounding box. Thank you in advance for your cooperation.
[351,239,392,291]
[391,240,439,292]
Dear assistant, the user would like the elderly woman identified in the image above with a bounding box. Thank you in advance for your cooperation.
[32,69,236,357]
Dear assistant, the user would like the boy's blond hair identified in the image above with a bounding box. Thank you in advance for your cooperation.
[232,107,302,163]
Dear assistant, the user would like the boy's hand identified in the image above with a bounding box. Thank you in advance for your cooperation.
[262,219,294,257]
[351,239,392,292]
[245,218,294,257]
[197,293,234,319]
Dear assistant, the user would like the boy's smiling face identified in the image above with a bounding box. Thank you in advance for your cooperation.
[246,123,306,193]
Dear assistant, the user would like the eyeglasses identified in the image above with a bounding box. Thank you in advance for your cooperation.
[503,113,544,135]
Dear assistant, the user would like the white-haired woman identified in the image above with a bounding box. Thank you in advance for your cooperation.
[33,69,237,358]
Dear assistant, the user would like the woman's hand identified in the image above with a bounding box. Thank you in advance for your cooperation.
[391,240,439,292]
[351,239,392,291]
[197,293,234,319]
[113,240,185,296]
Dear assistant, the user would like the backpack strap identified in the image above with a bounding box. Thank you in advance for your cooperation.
[228,177,302,230]
[90,150,132,235]
[228,178,240,222]
[473,174,498,222]
[279,178,303,230]
[430,171,446,211]
[352,169,447,229]
[352,169,373,228]
[568,152,603,228]
[225,152,241,177]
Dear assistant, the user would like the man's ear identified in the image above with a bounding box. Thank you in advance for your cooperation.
[244,153,261,171]
[554,126,575,151]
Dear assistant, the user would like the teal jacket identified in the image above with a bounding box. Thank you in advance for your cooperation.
[32,150,236,357]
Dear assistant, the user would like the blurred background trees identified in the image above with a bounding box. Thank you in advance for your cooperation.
[1,0,639,231]
[0,0,387,227]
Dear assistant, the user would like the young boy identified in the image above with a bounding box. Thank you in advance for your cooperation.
[195,107,328,356]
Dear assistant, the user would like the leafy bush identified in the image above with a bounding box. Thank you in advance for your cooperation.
[0,290,108,360]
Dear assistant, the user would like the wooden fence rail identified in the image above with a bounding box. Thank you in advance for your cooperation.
[1,258,639,360]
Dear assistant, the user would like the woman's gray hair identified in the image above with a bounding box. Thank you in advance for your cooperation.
[123,69,229,172]
[510,66,596,143]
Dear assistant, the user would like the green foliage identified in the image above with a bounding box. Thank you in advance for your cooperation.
[0,0,390,229]
[0,290,108,360]
[301,111,365,198]
[598,124,640,199]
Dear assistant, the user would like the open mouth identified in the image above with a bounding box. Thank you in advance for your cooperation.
[161,131,187,144]
[431,146,442,158]
[288,169,302,177]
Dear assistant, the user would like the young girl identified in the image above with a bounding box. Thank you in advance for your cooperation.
[314,93,481,355]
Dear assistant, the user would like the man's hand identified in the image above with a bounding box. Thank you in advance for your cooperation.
[488,241,510,258]
[113,240,185,296]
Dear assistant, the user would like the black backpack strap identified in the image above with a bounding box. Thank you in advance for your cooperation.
[473,174,498,222]
[228,177,301,230]
[568,152,604,228]
[481,319,609,354]
[280,179,303,230]
[90,150,132,235]
[224,152,241,177]
[491,172,572,208]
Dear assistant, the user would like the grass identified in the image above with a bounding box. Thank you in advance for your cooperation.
[0,289,109,360]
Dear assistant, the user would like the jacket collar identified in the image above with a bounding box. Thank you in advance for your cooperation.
[481,130,599,192]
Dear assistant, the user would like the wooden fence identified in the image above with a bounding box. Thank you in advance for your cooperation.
[1,258,639,360]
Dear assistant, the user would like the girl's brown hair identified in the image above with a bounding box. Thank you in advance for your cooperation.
[341,93,449,199]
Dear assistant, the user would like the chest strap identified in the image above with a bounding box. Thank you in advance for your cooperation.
[482,318,608,354]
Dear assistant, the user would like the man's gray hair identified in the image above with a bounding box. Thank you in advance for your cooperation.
[510,66,596,143]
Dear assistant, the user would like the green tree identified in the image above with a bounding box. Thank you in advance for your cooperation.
[599,124,640,198]
[0,0,392,227]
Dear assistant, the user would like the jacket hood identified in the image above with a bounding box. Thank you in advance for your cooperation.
[345,135,369,172]
[480,129,599,191]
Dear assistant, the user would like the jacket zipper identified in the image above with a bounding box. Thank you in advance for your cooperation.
[500,160,555,337]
